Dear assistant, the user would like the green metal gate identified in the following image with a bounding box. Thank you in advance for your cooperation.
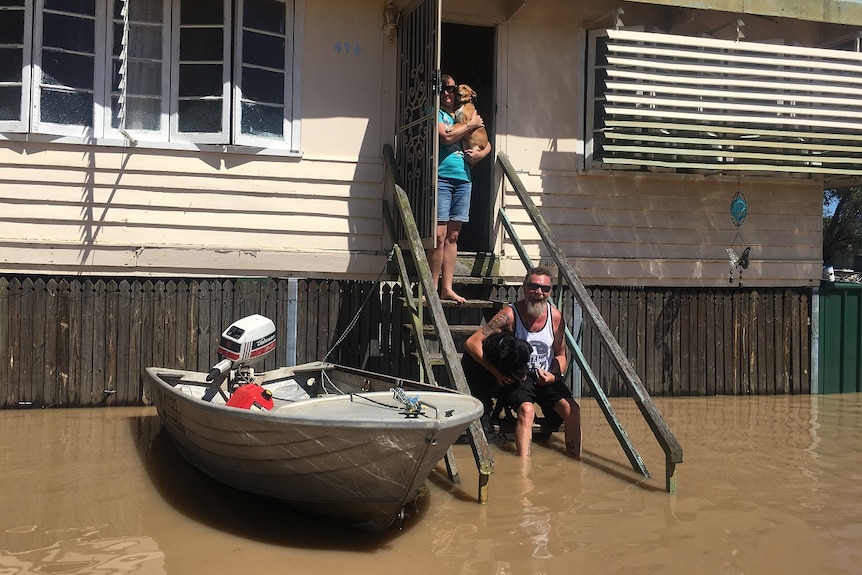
[819,282,862,393]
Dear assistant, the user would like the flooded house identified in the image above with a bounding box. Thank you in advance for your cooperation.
[2,0,862,411]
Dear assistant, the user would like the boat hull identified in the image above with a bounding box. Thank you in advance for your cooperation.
[144,363,483,528]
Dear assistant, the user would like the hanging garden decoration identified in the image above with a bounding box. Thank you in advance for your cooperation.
[730,191,747,228]
[727,190,751,287]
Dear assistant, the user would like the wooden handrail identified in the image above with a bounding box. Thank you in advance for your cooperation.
[497,152,683,492]
[382,144,494,502]
[500,187,649,479]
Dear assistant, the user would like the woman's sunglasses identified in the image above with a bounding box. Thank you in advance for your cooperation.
[526,282,552,293]
[442,85,457,94]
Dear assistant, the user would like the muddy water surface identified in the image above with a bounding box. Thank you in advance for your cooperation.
[1,394,861,574]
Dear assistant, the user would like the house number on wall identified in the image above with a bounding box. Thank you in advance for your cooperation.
[334,41,362,55]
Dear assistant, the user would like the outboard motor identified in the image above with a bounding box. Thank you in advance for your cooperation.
[206,314,276,390]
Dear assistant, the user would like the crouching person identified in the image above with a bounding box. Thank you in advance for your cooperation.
[464,267,581,458]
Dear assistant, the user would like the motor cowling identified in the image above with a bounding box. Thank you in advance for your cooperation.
[216,314,276,368]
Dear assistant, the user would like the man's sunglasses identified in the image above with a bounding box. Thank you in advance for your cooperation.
[441,85,457,94]
[526,282,552,293]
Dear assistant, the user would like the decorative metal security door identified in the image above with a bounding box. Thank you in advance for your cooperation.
[395,0,440,248]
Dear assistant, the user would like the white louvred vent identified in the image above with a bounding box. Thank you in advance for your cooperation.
[587,29,862,183]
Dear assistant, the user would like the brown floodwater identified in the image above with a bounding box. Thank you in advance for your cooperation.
[1,394,861,574]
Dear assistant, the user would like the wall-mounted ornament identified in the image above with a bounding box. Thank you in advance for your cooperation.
[727,190,751,287]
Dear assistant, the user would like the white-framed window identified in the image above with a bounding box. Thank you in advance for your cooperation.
[0,0,34,133]
[0,0,300,149]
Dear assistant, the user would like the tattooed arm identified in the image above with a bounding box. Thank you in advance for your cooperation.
[464,306,515,384]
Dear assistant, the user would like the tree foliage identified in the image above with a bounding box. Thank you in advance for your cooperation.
[823,187,862,268]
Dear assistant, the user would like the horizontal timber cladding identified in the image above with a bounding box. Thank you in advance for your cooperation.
[0,277,812,408]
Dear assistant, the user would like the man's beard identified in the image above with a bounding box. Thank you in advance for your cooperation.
[525,298,545,317]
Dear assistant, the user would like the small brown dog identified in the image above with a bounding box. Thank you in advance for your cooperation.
[455,84,489,152]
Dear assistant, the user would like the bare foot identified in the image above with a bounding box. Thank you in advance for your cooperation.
[440,291,466,303]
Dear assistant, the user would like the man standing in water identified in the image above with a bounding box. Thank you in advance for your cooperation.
[464,267,581,458]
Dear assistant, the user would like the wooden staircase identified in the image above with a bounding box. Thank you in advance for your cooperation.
[383,143,683,495]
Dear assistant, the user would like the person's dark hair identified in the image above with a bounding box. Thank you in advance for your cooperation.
[523,266,554,286]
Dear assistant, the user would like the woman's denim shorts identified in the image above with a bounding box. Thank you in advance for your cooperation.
[437,176,472,223]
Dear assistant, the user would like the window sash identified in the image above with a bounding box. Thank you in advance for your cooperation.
[232,0,295,148]
[169,0,231,143]
[104,0,171,141]
[0,0,33,132]
[32,0,108,137]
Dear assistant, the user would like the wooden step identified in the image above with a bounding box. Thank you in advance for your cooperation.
[391,251,503,280]
[451,275,506,286]
[421,351,462,366]
[417,324,479,336]
[418,298,501,309]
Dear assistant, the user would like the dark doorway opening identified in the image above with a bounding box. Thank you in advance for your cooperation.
[441,23,495,254]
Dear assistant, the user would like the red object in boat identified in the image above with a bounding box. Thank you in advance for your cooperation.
[226,384,274,411]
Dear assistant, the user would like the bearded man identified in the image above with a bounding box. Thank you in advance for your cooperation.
[464,266,581,458]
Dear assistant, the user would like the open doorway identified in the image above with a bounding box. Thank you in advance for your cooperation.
[441,23,496,254]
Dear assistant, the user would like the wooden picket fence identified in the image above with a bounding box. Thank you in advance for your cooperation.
[580,287,812,397]
[0,276,388,408]
[0,276,811,408]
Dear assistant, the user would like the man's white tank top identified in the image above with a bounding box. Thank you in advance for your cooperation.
[510,302,555,371]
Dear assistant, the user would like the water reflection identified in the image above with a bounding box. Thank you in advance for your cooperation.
[0,530,164,574]
[0,395,860,574]
[132,414,419,549]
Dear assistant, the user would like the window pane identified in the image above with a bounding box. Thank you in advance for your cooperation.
[243,30,284,69]
[0,8,25,44]
[44,0,94,14]
[114,22,162,60]
[243,0,284,34]
[241,101,282,138]
[178,63,222,97]
[111,95,161,130]
[0,48,22,83]
[43,12,95,53]
[41,51,94,90]
[0,86,21,121]
[40,88,92,125]
[242,66,282,104]
[178,98,221,132]
[115,60,162,96]
[181,0,222,26]
[112,0,162,22]
[180,27,223,61]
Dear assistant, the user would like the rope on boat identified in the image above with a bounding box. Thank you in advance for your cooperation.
[345,388,442,420]
[321,247,395,363]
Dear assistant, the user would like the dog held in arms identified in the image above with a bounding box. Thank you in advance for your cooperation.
[455,84,489,152]
[461,331,533,433]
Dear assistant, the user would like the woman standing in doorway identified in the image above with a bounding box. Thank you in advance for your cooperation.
[428,74,492,303]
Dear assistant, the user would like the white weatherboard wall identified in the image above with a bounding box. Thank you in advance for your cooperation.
[0,0,393,280]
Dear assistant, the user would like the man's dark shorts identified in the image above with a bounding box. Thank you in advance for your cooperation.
[507,378,573,428]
